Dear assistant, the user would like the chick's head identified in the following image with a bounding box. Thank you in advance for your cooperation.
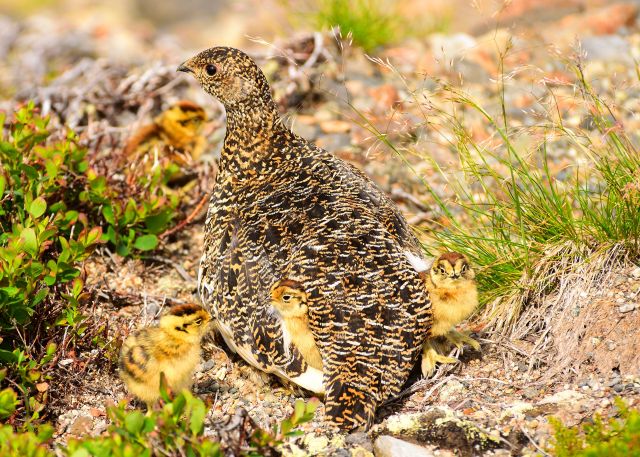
[160,303,212,341]
[430,252,475,288]
[270,280,308,318]
[177,47,271,108]
[156,101,207,150]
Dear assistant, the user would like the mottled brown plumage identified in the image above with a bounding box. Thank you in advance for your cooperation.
[178,47,432,429]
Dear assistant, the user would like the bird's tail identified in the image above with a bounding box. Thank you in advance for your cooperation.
[324,378,377,430]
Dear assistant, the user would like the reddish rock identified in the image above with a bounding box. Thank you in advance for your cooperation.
[559,3,637,35]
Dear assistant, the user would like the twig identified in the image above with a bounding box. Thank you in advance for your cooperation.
[159,192,209,240]
[518,423,550,456]
[142,255,195,284]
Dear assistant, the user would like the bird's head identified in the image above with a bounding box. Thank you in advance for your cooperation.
[430,252,475,288]
[270,280,308,318]
[160,303,212,341]
[177,47,273,110]
[156,101,207,147]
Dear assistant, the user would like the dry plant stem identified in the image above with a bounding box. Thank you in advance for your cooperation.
[159,192,210,240]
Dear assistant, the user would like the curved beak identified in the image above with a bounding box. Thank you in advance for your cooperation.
[177,61,194,74]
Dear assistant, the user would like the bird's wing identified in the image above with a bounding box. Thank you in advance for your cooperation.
[198,200,325,394]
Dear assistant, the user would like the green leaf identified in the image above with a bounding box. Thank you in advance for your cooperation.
[124,410,145,435]
[0,388,18,419]
[0,175,5,197]
[28,197,47,218]
[102,205,115,225]
[20,227,38,256]
[189,398,206,436]
[133,234,158,251]
[145,211,171,234]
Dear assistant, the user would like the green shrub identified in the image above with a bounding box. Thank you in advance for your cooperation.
[0,103,180,428]
[0,390,319,457]
[549,398,640,457]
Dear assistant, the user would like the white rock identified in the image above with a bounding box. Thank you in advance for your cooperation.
[374,436,435,457]
[630,266,640,279]
[538,389,584,405]
[619,303,636,313]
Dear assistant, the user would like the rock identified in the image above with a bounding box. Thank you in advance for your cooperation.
[538,389,584,405]
[619,303,636,313]
[630,266,640,279]
[560,3,637,36]
[68,415,93,436]
[375,409,504,455]
[431,33,478,62]
[581,35,632,63]
[315,133,352,152]
[320,120,352,134]
[345,431,372,450]
[198,359,215,373]
[373,436,434,457]
[438,379,465,401]
[291,121,319,141]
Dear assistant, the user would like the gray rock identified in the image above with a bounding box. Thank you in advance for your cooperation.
[631,266,640,279]
[374,436,435,457]
[581,36,632,63]
[619,303,636,313]
[290,121,318,141]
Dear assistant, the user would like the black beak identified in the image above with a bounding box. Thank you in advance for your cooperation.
[177,62,193,73]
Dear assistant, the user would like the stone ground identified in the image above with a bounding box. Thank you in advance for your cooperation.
[2,0,640,455]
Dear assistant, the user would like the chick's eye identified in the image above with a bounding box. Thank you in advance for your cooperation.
[461,264,467,273]
[282,294,291,302]
[205,64,217,76]
[194,318,202,325]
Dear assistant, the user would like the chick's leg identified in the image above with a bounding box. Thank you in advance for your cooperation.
[421,339,458,377]
[445,329,481,351]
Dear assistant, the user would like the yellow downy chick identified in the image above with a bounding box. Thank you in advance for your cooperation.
[421,252,480,377]
[119,303,211,408]
[270,280,323,371]
[123,101,207,185]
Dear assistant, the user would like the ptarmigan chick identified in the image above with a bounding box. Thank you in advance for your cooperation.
[270,280,323,370]
[119,303,211,408]
[421,252,480,377]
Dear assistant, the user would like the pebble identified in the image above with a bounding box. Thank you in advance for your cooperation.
[630,266,640,279]
[373,436,435,457]
[619,303,636,313]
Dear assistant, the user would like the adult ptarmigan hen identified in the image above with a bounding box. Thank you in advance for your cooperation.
[178,47,432,429]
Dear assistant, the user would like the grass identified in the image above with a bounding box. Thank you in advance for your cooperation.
[354,52,640,340]
[290,0,450,53]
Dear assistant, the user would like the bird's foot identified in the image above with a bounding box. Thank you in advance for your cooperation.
[421,341,458,377]
[445,329,481,351]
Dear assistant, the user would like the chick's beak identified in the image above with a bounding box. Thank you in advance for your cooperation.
[177,61,194,74]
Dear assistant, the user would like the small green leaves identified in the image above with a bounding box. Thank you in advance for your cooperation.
[124,411,146,435]
[0,388,18,419]
[29,197,47,218]
[20,227,38,256]
[133,234,158,251]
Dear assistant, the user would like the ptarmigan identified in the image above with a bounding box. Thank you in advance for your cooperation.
[178,47,432,430]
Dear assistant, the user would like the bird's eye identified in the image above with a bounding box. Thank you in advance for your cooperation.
[205,64,217,76]
[282,294,292,302]
[193,318,202,325]
[461,264,467,273]
[439,266,446,274]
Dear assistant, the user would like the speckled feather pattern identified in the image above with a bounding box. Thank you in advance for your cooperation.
[184,47,432,429]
